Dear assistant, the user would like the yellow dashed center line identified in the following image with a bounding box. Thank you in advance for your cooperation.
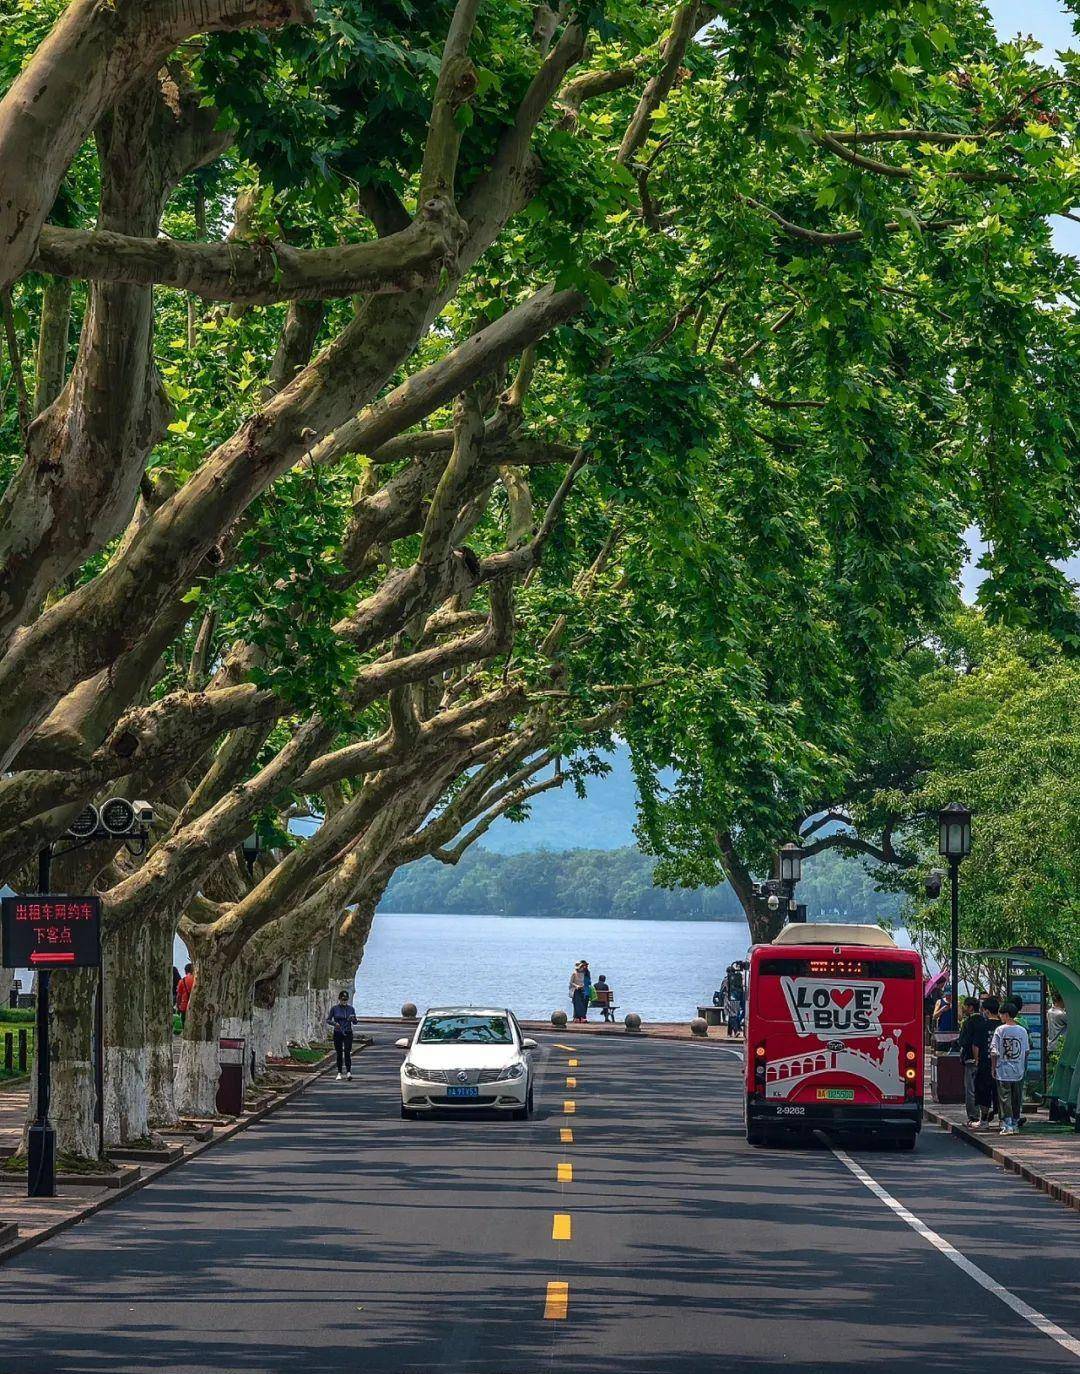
[544,1281,569,1320]
[567,1058,578,1068]
[560,1127,574,1143]
[557,1161,573,1183]
[563,1099,576,1114]
[553,1042,577,1052]
[552,1213,572,1241]
[566,1076,577,1089]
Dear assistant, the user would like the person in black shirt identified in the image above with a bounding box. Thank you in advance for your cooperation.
[956,997,982,1126]
[972,995,1002,1127]
[327,990,358,1081]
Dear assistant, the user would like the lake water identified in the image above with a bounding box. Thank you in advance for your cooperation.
[354,913,917,1023]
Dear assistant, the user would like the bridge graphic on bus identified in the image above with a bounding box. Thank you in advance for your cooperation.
[764,1036,903,1099]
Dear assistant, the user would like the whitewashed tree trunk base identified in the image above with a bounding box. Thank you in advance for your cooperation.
[103,1046,150,1146]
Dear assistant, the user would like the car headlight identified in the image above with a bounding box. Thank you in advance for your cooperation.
[497,1061,525,1081]
[403,1062,425,1080]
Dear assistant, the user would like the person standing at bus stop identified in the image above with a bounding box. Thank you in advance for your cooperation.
[327,990,358,1081]
[956,996,982,1127]
[991,1000,1030,1135]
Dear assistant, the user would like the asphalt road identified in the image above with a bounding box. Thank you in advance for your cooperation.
[1,1026,1080,1373]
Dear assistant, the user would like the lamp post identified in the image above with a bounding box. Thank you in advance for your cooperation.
[23,799,153,1198]
[938,802,972,1028]
[779,842,805,922]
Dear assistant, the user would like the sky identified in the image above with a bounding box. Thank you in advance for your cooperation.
[963,1,1080,597]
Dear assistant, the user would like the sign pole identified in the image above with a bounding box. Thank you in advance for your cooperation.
[28,846,56,1198]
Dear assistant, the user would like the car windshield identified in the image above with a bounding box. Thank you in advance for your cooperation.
[418,1014,513,1045]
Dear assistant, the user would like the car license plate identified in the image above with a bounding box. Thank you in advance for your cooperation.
[446,1086,479,1098]
[817,1087,855,1101]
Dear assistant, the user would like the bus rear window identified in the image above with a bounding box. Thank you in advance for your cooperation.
[758,957,916,979]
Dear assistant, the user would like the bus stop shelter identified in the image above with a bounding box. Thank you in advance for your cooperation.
[974,949,1080,1128]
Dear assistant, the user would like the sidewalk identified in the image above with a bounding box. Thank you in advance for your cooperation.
[925,1095,1080,1212]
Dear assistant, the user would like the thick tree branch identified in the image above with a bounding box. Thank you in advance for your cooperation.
[33,218,453,304]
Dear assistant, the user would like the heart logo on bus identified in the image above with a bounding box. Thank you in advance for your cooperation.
[781,977,884,1039]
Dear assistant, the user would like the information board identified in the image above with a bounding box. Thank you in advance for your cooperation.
[1007,960,1047,1095]
[0,895,101,969]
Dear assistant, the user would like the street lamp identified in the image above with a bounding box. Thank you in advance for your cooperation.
[241,832,262,879]
[779,842,805,922]
[938,802,972,1028]
[779,843,803,886]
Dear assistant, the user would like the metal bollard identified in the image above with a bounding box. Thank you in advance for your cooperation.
[18,1028,27,1072]
[3,1032,11,1072]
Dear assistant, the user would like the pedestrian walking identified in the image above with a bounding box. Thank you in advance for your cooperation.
[594,974,614,1023]
[327,989,358,1081]
[956,996,982,1127]
[991,999,1030,1135]
[175,963,195,1028]
[1048,990,1067,1054]
[569,962,589,1023]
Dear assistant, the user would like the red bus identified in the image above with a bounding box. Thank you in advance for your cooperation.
[743,923,924,1150]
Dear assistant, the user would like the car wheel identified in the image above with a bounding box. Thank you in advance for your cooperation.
[895,1131,917,1152]
[746,1125,768,1147]
[525,1085,534,1119]
[400,1102,417,1120]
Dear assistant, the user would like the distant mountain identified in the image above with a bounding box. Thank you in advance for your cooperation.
[481,744,640,853]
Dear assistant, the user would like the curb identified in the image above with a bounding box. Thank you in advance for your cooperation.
[924,1105,1080,1212]
[364,1015,744,1044]
[0,1047,348,1267]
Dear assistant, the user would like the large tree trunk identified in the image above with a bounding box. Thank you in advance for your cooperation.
[146,920,178,1127]
[175,938,232,1117]
[264,963,291,1060]
[102,920,151,1145]
[284,951,312,1046]
[0,0,311,293]
[29,969,101,1161]
[0,73,229,647]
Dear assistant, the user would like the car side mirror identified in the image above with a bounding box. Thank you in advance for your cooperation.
[394,1038,410,1049]
[521,1038,538,1050]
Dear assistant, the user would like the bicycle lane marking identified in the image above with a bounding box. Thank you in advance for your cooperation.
[831,1144,1080,1360]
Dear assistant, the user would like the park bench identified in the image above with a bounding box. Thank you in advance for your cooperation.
[593,988,618,1022]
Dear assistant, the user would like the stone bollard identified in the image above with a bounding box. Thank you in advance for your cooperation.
[401,1002,417,1019]
[551,1009,568,1027]
[690,1017,708,1037]
[624,1012,642,1033]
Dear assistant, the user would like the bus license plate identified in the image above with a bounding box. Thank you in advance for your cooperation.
[447,1086,479,1098]
[817,1088,854,1101]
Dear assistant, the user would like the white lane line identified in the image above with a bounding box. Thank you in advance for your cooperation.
[718,1046,744,1063]
[831,1144,1080,1360]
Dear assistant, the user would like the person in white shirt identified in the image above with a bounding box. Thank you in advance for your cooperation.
[991,1000,1030,1135]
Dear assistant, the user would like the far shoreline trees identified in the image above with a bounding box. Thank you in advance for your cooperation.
[379,843,905,924]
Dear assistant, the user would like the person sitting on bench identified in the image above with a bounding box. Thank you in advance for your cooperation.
[594,975,615,1022]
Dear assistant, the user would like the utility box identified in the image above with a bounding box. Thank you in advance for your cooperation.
[931,1050,965,1104]
[216,1037,246,1116]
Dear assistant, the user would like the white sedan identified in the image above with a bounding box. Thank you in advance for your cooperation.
[397,1007,537,1119]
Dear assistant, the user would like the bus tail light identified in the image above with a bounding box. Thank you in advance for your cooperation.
[754,1043,767,1082]
[904,1047,919,1096]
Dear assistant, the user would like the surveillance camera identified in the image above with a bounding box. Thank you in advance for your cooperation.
[132,800,154,827]
[767,894,780,912]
